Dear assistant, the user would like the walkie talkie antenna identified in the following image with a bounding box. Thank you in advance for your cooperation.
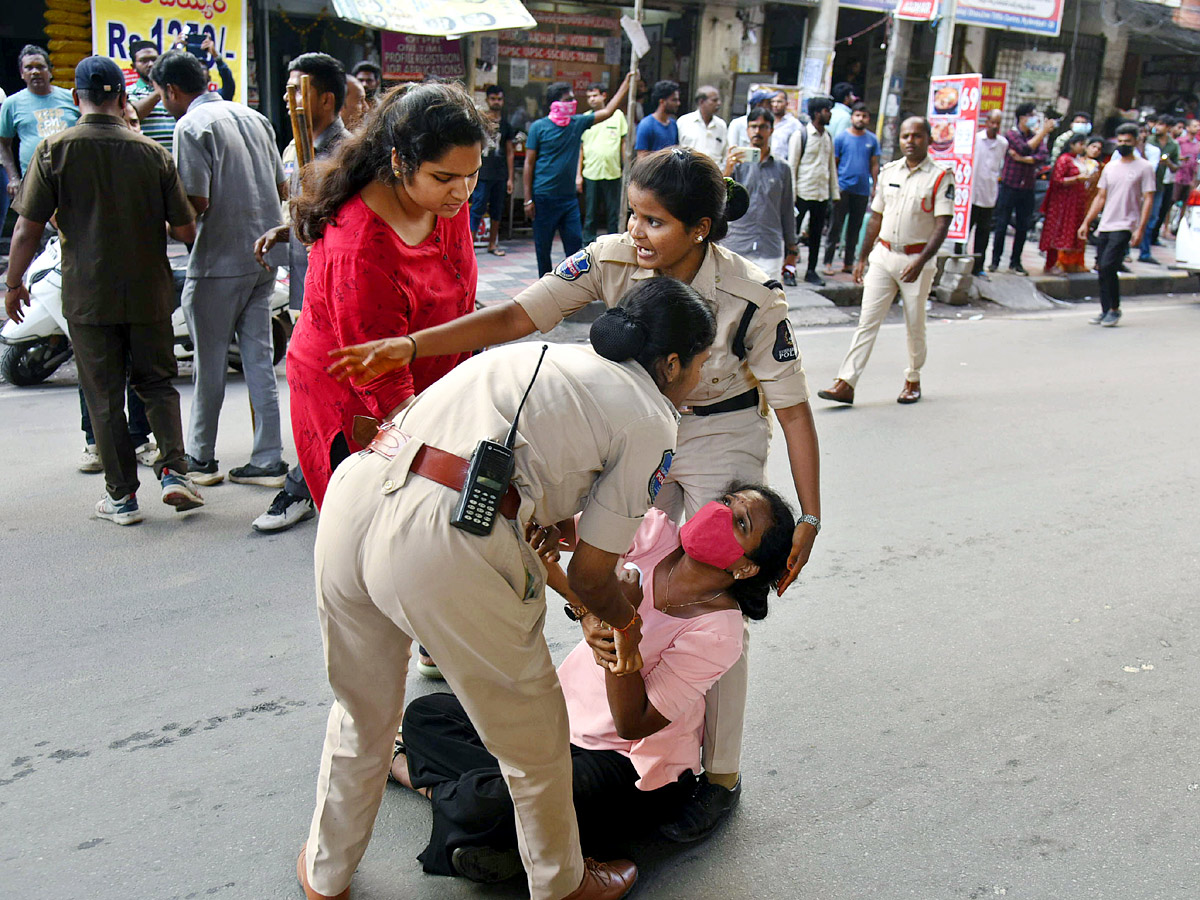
[504,344,549,449]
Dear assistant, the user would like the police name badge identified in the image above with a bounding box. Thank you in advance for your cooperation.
[772,320,798,362]
[554,249,592,281]
[648,450,673,502]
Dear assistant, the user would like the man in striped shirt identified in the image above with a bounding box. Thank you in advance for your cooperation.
[128,40,176,152]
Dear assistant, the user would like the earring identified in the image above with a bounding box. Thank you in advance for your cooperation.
[392,168,402,178]
[695,235,703,243]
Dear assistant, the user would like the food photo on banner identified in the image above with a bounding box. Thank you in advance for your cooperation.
[927,74,982,242]
[91,0,247,104]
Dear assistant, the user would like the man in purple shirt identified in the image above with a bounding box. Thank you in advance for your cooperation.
[989,102,1054,275]
[1077,123,1155,327]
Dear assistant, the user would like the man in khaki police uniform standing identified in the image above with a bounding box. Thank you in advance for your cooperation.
[818,116,952,406]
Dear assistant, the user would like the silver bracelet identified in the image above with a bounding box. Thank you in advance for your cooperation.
[799,513,821,534]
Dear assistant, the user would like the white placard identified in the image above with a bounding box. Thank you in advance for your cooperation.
[620,15,651,59]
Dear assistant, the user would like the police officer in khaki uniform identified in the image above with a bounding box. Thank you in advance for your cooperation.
[298,286,716,900]
[328,148,823,842]
[818,116,953,406]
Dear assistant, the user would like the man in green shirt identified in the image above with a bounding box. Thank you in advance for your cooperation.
[577,82,627,243]
[1139,115,1179,260]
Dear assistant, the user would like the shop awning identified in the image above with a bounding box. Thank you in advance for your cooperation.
[332,0,536,36]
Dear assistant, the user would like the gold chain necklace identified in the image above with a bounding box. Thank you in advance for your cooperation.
[660,558,727,610]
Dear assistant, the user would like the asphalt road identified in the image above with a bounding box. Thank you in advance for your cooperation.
[2,296,1198,899]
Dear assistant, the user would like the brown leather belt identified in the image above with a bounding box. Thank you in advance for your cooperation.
[879,239,927,254]
[356,417,520,520]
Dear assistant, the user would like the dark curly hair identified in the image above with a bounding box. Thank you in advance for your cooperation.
[291,81,492,243]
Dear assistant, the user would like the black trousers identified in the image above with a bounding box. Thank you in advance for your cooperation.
[990,184,1036,268]
[970,204,995,274]
[795,198,829,274]
[71,319,187,499]
[403,692,693,877]
[583,177,622,244]
[1094,229,1130,313]
[824,193,869,268]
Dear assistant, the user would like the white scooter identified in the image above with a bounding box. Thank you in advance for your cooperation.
[1,238,293,386]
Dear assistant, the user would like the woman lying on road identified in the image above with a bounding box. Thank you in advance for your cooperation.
[389,484,796,884]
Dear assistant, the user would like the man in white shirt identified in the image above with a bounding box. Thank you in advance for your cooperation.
[769,90,802,162]
[727,89,775,150]
[971,109,1008,277]
[677,86,727,164]
[787,96,839,286]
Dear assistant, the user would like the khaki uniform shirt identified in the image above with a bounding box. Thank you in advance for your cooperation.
[872,155,955,247]
[515,233,810,411]
[394,342,679,555]
[14,113,193,325]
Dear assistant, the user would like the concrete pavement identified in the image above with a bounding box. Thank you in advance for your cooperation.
[2,296,1199,899]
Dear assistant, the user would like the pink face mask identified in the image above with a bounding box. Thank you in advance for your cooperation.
[680,502,746,570]
[549,99,577,126]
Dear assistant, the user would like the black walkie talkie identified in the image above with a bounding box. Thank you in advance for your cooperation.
[451,345,549,535]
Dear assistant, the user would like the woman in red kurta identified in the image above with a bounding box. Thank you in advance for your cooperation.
[285,82,490,508]
[1039,133,1092,274]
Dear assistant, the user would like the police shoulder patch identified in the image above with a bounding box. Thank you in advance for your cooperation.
[554,249,592,281]
[772,319,798,363]
[648,449,673,503]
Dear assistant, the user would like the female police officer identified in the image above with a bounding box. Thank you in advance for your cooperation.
[297,278,715,900]
[328,147,822,841]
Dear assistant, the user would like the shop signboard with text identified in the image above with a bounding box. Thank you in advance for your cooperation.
[91,0,246,104]
[927,73,981,242]
[381,33,464,82]
[333,0,536,36]
[840,0,1063,35]
[981,79,1008,114]
[896,0,938,20]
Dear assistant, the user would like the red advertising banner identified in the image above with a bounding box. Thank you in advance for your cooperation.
[896,0,938,20]
[380,32,464,82]
[927,73,982,242]
[980,79,1007,114]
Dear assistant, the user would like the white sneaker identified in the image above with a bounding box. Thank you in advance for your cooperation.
[95,493,143,526]
[79,445,103,473]
[252,490,316,532]
[134,441,159,467]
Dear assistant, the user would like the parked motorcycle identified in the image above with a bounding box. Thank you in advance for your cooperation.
[1,238,293,386]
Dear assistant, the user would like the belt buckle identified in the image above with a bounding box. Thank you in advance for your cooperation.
[367,421,409,461]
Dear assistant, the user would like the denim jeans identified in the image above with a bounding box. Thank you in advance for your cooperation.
[531,194,584,277]
[991,184,1036,268]
[1139,188,1168,257]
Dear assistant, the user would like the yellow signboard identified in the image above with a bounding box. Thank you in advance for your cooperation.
[90,0,247,104]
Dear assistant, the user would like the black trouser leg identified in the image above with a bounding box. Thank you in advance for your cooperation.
[1010,188,1036,265]
[1095,229,1130,313]
[798,198,827,274]
[842,193,868,268]
[971,205,994,274]
[126,319,186,478]
[991,185,1016,268]
[823,196,848,266]
[582,178,600,245]
[72,323,140,499]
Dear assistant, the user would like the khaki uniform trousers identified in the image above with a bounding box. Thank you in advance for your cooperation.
[304,448,584,900]
[836,244,934,387]
[655,405,769,775]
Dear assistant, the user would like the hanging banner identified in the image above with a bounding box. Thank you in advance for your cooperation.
[333,0,535,37]
[980,79,1008,114]
[896,0,938,20]
[381,33,464,82]
[927,73,981,242]
[840,0,1063,35]
[91,0,247,104]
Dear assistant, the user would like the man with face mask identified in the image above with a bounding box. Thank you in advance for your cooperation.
[1078,123,1155,326]
[989,102,1054,275]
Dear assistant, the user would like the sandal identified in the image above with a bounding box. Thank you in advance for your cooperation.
[487,247,506,256]
[387,733,406,784]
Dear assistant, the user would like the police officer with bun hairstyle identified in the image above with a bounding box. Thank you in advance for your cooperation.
[298,279,716,900]
[328,146,823,843]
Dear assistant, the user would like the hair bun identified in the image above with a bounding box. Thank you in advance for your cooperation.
[724,178,750,223]
[590,307,648,362]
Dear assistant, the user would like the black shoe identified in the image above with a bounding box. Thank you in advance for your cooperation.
[987,264,999,273]
[1009,263,1029,276]
[782,270,798,287]
[184,454,223,486]
[228,460,289,487]
[451,845,524,883]
[804,271,825,287]
[658,774,741,843]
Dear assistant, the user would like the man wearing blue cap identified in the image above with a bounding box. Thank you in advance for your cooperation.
[5,56,203,525]
[727,89,775,152]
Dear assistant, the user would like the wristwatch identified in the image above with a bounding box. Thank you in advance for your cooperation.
[563,602,587,622]
[799,513,821,534]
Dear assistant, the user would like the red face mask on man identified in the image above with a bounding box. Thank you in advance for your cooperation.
[679,502,746,570]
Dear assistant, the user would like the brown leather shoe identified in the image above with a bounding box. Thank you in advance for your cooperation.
[560,857,638,899]
[897,381,921,404]
[817,379,854,405]
[297,845,350,900]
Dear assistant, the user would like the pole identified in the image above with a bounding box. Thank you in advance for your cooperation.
[931,0,958,79]
[877,15,912,159]
[620,0,644,214]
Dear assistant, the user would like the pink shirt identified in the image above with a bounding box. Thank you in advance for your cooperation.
[1176,135,1200,186]
[1097,157,1156,233]
[558,509,744,791]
